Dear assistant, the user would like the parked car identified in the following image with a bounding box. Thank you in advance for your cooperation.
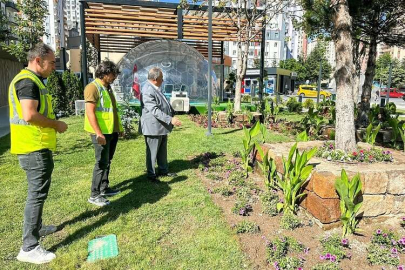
[297,85,332,99]
[380,88,405,98]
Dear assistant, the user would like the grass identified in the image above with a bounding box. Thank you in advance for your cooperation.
[0,115,291,269]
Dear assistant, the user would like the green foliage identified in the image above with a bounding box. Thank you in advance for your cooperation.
[260,191,279,216]
[232,200,252,216]
[275,143,316,214]
[375,53,405,88]
[0,0,10,42]
[212,186,232,197]
[47,71,84,117]
[280,211,301,230]
[266,236,305,269]
[241,94,251,103]
[367,244,400,267]
[256,144,277,189]
[235,220,260,234]
[335,170,362,237]
[1,0,48,62]
[320,234,348,262]
[312,262,341,270]
[286,97,303,113]
[300,107,327,137]
[279,57,307,82]
[303,98,315,109]
[239,122,265,176]
[213,96,220,106]
[226,100,234,124]
[296,130,309,142]
[303,42,332,82]
[399,123,405,152]
[365,123,381,145]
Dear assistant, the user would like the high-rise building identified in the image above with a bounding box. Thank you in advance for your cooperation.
[377,43,405,61]
[65,0,80,32]
[43,0,68,52]
[307,39,336,69]
[0,0,19,42]
[226,5,306,70]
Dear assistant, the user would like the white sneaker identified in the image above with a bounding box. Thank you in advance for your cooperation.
[16,245,56,264]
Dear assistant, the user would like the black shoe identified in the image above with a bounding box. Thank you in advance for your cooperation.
[100,187,120,197]
[147,176,160,183]
[159,172,178,177]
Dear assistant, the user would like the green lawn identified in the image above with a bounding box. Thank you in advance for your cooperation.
[0,116,291,269]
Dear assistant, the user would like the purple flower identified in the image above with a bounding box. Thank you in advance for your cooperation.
[346,252,352,259]
[341,239,349,246]
[392,240,397,245]
[320,255,325,260]
[391,248,398,254]
[398,265,404,270]
[208,188,212,193]
[376,229,382,235]
[298,268,303,270]
[402,217,405,221]
[330,255,336,262]
[304,247,310,254]
[325,253,331,259]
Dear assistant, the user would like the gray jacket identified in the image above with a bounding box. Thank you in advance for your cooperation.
[139,81,174,135]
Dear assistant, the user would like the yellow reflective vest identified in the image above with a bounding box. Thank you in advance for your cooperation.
[8,69,56,154]
[84,78,123,134]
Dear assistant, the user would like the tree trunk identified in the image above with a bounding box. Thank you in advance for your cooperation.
[358,36,378,126]
[234,41,249,112]
[332,0,356,152]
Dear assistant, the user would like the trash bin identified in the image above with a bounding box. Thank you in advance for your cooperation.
[332,94,336,101]
[380,97,386,107]
[298,95,303,103]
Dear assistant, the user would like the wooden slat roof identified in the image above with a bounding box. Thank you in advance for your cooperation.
[82,0,262,57]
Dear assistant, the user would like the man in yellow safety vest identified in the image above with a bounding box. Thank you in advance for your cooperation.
[84,60,123,207]
[9,43,68,264]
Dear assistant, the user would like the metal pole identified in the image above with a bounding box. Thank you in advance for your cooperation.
[386,61,392,104]
[259,22,266,104]
[59,0,66,70]
[206,0,212,136]
[220,41,224,102]
[80,1,88,86]
[316,61,322,104]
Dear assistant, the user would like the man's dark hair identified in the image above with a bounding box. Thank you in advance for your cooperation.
[27,43,54,62]
[95,60,119,79]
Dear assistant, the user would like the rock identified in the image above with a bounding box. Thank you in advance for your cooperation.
[360,195,387,217]
[387,170,405,195]
[302,191,341,223]
[311,171,339,199]
[361,171,389,194]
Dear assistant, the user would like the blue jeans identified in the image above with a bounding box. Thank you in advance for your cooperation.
[18,149,54,251]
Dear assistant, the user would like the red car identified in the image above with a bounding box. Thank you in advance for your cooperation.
[380,88,405,98]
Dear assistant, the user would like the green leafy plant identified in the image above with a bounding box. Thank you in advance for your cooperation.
[398,123,405,152]
[260,191,279,216]
[212,186,232,196]
[256,145,277,189]
[320,234,348,262]
[232,200,252,216]
[239,122,264,177]
[226,100,234,124]
[296,130,309,142]
[303,98,315,109]
[367,243,400,267]
[120,100,140,139]
[286,97,303,113]
[235,220,260,234]
[280,211,301,230]
[213,95,220,106]
[266,236,305,269]
[334,170,363,237]
[365,123,381,145]
[312,262,341,270]
[275,143,317,214]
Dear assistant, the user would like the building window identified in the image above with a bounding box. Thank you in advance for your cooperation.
[232,59,236,66]
[233,41,237,46]
[265,52,268,56]
[275,32,279,39]
[233,50,236,56]
[274,42,277,47]
[249,50,253,56]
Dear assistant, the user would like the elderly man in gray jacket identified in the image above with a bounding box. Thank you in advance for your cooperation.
[140,67,182,182]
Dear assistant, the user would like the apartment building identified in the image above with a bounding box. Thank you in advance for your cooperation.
[43,0,68,52]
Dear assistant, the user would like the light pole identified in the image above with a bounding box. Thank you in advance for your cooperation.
[316,61,323,104]
[386,61,393,105]
[206,0,213,136]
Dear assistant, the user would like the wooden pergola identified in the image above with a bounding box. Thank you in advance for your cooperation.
[79,0,263,86]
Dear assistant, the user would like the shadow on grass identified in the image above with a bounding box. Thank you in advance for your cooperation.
[214,128,242,135]
[0,134,10,156]
[49,159,194,252]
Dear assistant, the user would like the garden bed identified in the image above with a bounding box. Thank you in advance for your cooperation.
[259,141,405,228]
[194,152,405,269]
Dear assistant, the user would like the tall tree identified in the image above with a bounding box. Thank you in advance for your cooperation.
[302,42,332,82]
[278,57,307,82]
[375,53,405,88]
[0,0,9,42]
[1,0,48,62]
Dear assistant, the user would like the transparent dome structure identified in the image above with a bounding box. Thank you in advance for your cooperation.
[116,40,218,104]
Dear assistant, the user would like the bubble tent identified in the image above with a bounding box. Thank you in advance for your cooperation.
[115,39,218,104]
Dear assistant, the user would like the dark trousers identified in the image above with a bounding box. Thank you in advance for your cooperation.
[18,149,54,251]
[90,132,118,197]
[145,135,168,178]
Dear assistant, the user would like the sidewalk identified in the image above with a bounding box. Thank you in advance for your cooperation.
[0,106,9,138]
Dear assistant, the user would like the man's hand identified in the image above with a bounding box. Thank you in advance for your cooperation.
[96,134,106,145]
[55,121,68,133]
[171,117,182,126]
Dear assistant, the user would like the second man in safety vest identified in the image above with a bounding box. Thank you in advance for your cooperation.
[84,60,123,207]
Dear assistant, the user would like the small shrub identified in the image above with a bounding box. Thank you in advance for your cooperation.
[232,200,252,216]
[260,191,279,216]
[312,262,340,270]
[228,171,247,187]
[206,173,223,181]
[266,236,305,269]
[286,97,303,113]
[241,94,251,103]
[280,211,301,230]
[303,98,315,109]
[367,244,400,267]
[235,220,260,234]
[212,186,232,196]
[320,234,348,262]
